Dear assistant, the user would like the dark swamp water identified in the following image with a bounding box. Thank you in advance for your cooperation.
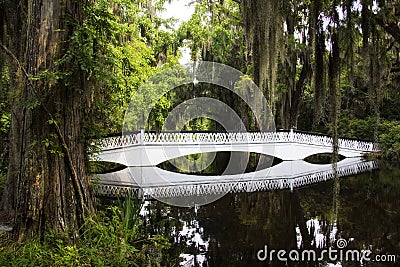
[132,159,400,267]
[96,150,400,266]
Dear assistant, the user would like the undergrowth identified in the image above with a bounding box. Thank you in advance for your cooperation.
[0,198,170,267]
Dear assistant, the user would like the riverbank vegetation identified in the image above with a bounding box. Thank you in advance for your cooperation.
[0,0,399,265]
[0,198,175,266]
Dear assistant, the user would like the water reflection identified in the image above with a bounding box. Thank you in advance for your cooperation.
[93,150,400,266]
[95,158,377,202]
[135,162,399,266]
[157,152,280,175]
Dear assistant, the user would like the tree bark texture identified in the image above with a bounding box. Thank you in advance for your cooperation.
[0,2,8,188]
[1,0,94,241]
[312,0,326,127]
[329,30,341,163]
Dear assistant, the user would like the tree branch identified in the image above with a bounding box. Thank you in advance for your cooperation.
[0,43,30,79]
[374,14,400,44]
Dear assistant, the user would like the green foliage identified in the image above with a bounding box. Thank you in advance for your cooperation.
[338,117,400,161]
[177,0,245,69]
[0,112,9,135]
[123,64,190,131]
[0,199,171,267]
[53,0,180,139]
[0,63,10,135]
[42,133,65,157]
[338,117,377,140]
[379,123,400,161]
[177,3,211,61]
[0,60,10,196]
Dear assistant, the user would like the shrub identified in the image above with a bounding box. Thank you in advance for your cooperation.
[338,117,376,140]
[338,117,400,161]
[379,123,400,161]
[0,200,171,267]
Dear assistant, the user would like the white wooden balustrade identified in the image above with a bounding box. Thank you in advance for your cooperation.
[98,131,379,152]
[94,130,380,166]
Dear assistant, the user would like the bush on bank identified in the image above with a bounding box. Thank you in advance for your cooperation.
[379,123,400,161]
[0,203,170,267]
[338,117,400,161]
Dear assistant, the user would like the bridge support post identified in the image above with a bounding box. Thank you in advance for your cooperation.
[290,128,294,142]
[140,129,145,144]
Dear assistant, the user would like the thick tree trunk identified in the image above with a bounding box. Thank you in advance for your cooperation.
[1,0,94,241]
[281,61,311,130]
[0,1,8,189]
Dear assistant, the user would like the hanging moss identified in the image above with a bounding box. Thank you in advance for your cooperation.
[361,0,372,49]
[312,0,326,127]
[241,0,284,114]
[367,27,387,142]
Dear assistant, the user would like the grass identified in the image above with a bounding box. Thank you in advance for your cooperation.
[0,199,171,267]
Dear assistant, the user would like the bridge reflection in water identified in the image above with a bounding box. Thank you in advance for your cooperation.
[93,158,378,205]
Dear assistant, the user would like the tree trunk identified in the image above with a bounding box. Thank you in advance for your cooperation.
[281,61,311,129]
[329,30,341,163]
[280,11,311,130]
[312,0,326,128]
[1,0,94,241]
[0,1,8,190]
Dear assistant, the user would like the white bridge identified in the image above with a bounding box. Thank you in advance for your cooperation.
[95,130,379,166]
[93,158,378,199]
[92,131,379,203]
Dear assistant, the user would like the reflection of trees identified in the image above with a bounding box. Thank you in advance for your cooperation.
[298,167,400,263]
[331,164,340,249]
[141,201,186,266]
[195,167,399,266]
[141,165,400,266]
[336,167,400,259]
[194,190,314,266]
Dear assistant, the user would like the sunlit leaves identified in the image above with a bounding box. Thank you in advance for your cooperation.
[55,0,181,136]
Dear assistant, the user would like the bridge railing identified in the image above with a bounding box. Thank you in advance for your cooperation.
[97,134,140,148]
[98,131,380,152]
[93,160,378,198]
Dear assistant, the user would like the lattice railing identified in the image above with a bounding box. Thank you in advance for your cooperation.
[142,160,377,198]
[97,131,380,152]
[97,134,140,149]
[93,160,378,198]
